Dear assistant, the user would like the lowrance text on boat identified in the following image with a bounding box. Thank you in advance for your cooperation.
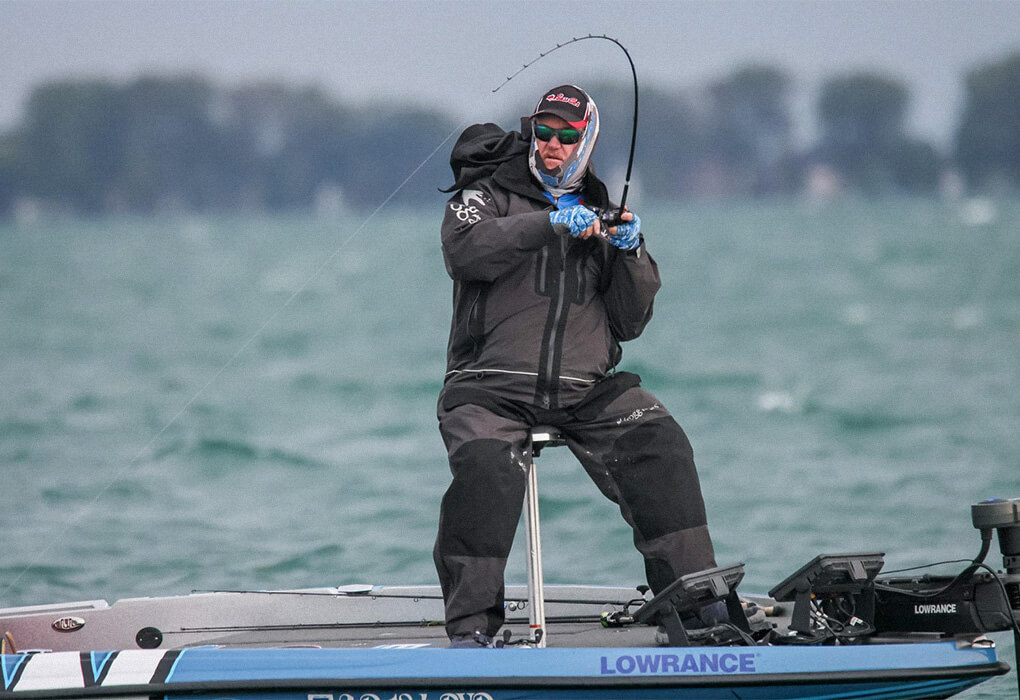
[600,651,757,675]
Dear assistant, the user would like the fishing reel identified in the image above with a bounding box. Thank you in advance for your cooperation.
[594,206,626,229]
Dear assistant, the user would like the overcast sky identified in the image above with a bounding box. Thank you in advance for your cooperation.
[3,0,1018,147]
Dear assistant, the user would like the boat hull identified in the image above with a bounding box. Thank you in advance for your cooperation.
[0,643,1007,700]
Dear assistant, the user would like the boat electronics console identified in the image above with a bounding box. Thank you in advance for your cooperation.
[633,564,750,646]
[769,552,885,635]
[757,499,1019,643]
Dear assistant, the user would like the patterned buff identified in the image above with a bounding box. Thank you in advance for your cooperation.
[528,86,600,198]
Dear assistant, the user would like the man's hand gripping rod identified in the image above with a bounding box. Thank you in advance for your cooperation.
[493,35,639,228]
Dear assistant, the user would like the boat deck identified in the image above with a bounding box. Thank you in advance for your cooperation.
[0,584,1010,700]
[2,584,697,651]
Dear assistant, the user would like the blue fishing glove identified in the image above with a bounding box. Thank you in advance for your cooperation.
[549,205,597,238]
[608,213,641,251]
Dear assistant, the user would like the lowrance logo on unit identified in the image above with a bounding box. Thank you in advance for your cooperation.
[914,603,958,614]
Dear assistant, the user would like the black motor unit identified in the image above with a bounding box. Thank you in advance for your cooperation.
[973,497,1020,613]
[873,497,1020,636]
[873,572,1014,634]
[972,497,1020,577]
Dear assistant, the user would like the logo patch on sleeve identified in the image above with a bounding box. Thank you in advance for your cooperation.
[461,189,487,207]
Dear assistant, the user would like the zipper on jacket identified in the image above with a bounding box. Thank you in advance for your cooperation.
[537,246,549,295]
[467,286,485,358]
[540,236,569,408]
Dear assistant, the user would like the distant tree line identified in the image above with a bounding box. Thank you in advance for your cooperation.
[0,78,454,217]
[0,50,1018,218]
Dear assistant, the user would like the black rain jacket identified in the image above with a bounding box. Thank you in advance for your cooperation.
[440,123,661,409]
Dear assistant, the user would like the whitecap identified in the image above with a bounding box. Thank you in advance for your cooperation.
[842,303,870,326]
[959,198,998,227]
[756,391,799,414]
[952,306,984,330]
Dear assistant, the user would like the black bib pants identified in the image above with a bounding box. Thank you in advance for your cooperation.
[433,374,717,638]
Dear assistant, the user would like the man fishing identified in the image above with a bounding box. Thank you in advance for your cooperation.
[435,85,722,647]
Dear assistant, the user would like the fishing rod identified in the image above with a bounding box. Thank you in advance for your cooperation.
[493,34,639,227]
[6,41,639,607]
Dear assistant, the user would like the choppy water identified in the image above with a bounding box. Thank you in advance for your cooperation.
[1,199,1018,696]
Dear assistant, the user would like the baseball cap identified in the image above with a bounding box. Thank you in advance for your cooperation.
[530,85,590,130]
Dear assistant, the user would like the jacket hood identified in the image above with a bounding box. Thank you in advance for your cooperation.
[441,121,611,209]
[440,123,530,193]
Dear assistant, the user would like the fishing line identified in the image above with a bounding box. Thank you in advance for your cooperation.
[4,36,637,603]
[0,121,468,603]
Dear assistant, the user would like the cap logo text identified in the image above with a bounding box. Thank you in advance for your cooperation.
[545,93,581,108]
